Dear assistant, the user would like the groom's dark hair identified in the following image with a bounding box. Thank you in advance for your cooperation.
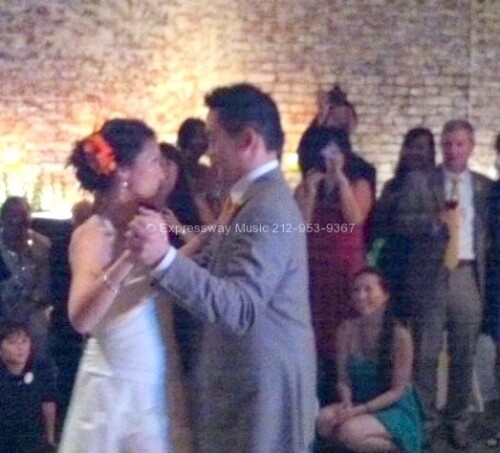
[205,83,284,156]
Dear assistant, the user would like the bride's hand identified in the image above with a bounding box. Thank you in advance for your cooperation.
[161,208,183,229]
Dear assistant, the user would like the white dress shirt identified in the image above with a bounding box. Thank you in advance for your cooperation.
[444,169,475,260]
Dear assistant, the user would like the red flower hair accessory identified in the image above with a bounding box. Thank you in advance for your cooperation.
[83,133,117,176]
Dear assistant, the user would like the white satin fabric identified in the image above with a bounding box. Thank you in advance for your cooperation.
[59,271,170,452]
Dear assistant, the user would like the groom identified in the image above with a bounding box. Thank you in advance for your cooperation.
[130,83,317,452]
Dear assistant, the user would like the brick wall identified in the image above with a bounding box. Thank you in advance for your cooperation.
[0,0,499,210]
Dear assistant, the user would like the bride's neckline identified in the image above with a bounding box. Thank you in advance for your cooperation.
[93,196,139,232]
[94,205,136,233]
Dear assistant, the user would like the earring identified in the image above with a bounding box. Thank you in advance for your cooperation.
[122,181,129,189]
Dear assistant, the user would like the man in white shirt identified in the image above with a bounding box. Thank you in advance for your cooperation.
[129,83,317,453]
[415,119,492,449]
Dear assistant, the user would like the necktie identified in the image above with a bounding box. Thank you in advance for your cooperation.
[444,178,460,270]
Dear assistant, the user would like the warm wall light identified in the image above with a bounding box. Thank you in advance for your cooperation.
[0,148,24,199]
[2,148,21,169]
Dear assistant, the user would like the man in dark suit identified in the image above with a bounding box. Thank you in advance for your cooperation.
[483,133,500,446]
[415,119,492,449]
[130,83,317,453]
[485,133,500,352]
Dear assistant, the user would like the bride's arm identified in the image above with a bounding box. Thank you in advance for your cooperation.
[68,222,135,334]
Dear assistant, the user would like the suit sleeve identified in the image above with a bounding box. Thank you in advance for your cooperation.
[154,202,297,335]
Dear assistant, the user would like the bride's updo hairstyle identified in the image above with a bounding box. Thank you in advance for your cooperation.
[69,119,156,193]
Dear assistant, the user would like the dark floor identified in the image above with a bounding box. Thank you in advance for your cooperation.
[425,402,500,453]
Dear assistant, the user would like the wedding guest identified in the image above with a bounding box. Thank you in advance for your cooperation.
[316,268,424,453]
[177,118,209,175]
[372,127,447,321]
[177,118,223,223]
[298,85,376,195]
[415,120,492,448]
[157,142,202,375]
[295,126,373,407]
[484,131,500,345]
[158,142,202,245]
[0,196,52,360]
[0,318,57,452]
[484,132,500,448]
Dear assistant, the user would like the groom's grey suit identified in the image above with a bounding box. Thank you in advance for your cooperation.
[155,168,317,453]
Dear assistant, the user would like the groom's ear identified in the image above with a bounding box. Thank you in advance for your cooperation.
[237,127,261,158]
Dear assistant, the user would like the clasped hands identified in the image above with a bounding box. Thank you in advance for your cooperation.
[126,203,233,268]
[316,399,365,438]
[304,149,347,197]
[126,207,171,268]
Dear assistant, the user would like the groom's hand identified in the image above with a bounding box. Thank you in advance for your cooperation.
[128,207,170,268]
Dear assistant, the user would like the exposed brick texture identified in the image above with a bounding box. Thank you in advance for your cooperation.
[0,0,498,209]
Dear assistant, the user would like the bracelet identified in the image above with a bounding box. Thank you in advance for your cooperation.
[102,272,119,296]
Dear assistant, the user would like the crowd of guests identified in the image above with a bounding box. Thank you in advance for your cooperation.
[0,82,499,452]
[295,85,500,452]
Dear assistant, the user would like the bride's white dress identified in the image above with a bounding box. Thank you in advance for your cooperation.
[59,267,171,452]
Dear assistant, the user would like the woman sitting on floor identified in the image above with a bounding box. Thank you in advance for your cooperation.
[316,267,424,453]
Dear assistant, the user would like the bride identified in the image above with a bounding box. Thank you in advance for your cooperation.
[59,119,173,452]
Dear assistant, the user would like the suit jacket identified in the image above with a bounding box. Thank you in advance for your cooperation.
[435,166,492,298]
[156,168,317,453]
[373,168,492,317]
[485,182,500,341]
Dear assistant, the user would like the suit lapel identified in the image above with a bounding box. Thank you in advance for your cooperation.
[240,168,282,203]
[205,168,282,273]
[472,172,488,250]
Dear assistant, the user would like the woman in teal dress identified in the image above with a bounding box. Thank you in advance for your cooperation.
[316,268,424,452]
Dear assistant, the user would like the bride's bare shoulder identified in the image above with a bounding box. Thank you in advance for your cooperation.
[70,215,112,247]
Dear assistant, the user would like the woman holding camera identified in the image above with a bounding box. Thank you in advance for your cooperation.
[295,126,373,407]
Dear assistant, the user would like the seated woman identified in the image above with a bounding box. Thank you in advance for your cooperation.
[316,268,424,453]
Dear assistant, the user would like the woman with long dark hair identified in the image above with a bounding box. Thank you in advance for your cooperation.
[157,143,202,377]
[316,268,424,452]
[59,119,171,452]
[295,126,373,406]
[161,143,201,222]
[177,118,223,224]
